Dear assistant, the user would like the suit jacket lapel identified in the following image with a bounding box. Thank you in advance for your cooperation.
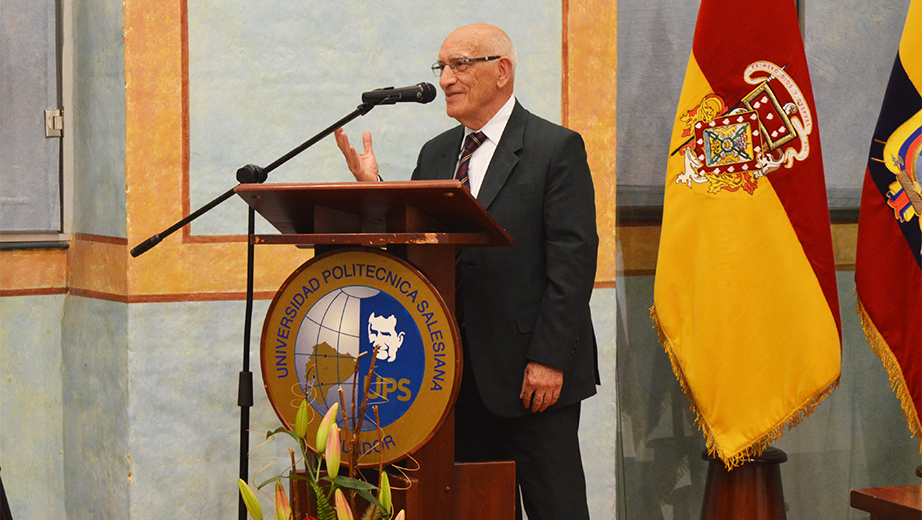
[477,101,526,210]
[434,127,465,180]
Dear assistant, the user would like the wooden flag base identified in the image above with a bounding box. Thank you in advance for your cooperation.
[700,447,788,520]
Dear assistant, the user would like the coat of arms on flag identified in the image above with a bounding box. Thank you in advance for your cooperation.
[676,61,814,196]
[881,110,922,227]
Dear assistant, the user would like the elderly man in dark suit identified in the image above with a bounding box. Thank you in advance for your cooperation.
[335,23,598,520]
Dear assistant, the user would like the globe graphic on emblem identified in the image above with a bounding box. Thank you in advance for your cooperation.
[294,285,424,431]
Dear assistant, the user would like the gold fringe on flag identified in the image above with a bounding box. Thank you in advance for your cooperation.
[650,305,840,470]
[857,297,922,452]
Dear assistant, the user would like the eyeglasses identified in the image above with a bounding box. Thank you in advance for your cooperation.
[431,56,501,77]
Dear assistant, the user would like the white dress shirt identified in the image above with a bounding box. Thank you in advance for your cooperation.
[455,95,516,198]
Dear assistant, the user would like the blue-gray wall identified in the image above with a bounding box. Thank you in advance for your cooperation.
[0,295,66,520]
[62,296,129,520]
[72,0,126,238]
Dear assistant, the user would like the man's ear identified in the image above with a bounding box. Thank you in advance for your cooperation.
[496,57,514,89]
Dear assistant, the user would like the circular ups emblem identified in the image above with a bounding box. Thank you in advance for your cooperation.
[261,248,459,466]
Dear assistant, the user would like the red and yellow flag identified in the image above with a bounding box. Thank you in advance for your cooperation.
[855,0,922,451]
[652,0,841,468]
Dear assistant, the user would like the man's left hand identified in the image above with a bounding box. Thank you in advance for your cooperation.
[334,128,379,182]
[520,362,564,413]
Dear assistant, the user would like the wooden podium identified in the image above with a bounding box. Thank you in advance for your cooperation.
[236,180,517,520]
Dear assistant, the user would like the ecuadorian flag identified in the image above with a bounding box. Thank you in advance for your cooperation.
[856,0,922,451]
[652,0,841,468]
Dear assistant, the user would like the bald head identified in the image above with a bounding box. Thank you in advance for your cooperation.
[437,24,517,129]
[444,24,517,79]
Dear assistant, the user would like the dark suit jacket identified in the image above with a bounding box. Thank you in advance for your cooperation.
[411,101,599,417]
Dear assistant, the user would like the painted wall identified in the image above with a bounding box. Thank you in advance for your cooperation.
[72,0,127,238]
[0,295,66,520]
[62,296,129,520]
[126,300,266,518]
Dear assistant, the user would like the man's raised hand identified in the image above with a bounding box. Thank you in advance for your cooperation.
[334,128,379,182]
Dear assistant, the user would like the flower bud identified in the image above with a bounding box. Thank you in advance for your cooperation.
[377,472,392,515]
[325,424,341,479]
[394,510,405,520]
[295,399,310,440]
[238,479,263,520]
[274,481,291,520]
[334,488,354,520]
[315,402,339,452]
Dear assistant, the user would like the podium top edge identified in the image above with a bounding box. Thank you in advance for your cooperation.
[234,180,513,247]
[234,180,464,191]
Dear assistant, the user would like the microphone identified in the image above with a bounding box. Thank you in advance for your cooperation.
[362,83,437,105]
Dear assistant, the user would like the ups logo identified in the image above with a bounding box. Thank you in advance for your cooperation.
[261,248,459,465]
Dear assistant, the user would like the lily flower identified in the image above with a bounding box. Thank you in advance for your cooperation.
[394,510,405,520]
[325,423,341,479]
[274,481,291,520]
[295,399,310,440]
[316,402,339,452]
[238,479,263,520]
[333,489,354,520]
[378,472,392,516]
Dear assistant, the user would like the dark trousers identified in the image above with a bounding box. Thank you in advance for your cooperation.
[454,358,591,520]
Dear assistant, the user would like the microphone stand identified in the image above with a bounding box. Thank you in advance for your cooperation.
[130,99,382,520]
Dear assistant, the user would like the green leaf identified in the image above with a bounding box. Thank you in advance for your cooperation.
[318,476,384,514]
[310,480,337,520]
[265,427,302,444]
[256,474,287,491]
[327,476,377,492]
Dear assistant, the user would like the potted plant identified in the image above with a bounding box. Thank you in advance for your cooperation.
[238,400,405,520]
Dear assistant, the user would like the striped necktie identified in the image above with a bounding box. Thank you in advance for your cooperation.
[454,131,486,190]
[454,131,485,327]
